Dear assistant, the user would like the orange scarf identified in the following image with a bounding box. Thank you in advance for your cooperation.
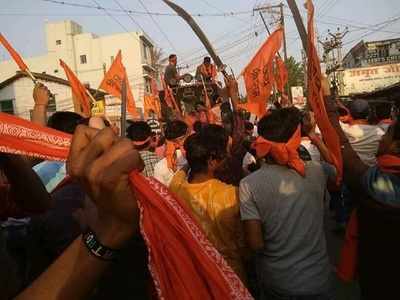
[165,140,185,172]
[0,112,251,300]
[251,126,305,176]
[200,64,217,80]
[377,154,400,174]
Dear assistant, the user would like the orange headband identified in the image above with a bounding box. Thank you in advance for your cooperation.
[251,126,305,176]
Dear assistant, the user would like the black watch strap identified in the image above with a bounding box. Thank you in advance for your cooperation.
[82,229,120,261]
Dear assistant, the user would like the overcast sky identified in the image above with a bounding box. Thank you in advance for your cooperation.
[1,0,400,77]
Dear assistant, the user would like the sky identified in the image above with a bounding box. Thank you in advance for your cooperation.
[1,0,400,78]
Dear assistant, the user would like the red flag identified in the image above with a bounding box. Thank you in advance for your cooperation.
[242,28,283,114]
[275,56,288,94]
[306,0,342,183]
[59,59,91,117]
[0,33,28,71]
[99,51,139,119]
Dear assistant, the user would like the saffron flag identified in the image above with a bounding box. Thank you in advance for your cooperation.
[59,59,91,117]
[237,102,263,118]
[99,51,139,119]
[275,56,288,94]
[160,73,181,115]
[143,94,161,119]
[242,28,283,115]
[0,33,28,71]
[0,112,252,300]
[150,78,162,118]
[306,0,342,183]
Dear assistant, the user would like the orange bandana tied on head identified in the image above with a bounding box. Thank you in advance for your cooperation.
[251,126,305,176]
[165,140,185,172]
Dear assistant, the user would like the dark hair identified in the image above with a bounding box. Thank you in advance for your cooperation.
[394,120,400,141]
[184,124,228,175]
[127,121,152,143]
[169,54,177,60]
[245,121,254,131]
[193,121,204,133]
[164,120,188,140]
[204,56,211,63]
[375,102,392,121]
[258,107,302,143]
[47,111,83,134]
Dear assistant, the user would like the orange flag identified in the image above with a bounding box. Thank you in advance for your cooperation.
[59,59,91,117]
[237,102,263,118]
[99,50,139,119]
[0,33,28,71]
[275,56,288,94]
[150,78,162,118]
[242,28,283,115]
[160,73,181,115]
[306,0,342,183]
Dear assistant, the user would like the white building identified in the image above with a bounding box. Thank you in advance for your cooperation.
[0,20,156,119]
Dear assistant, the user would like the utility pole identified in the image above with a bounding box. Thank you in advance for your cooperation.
[319,27,349,95]
[286,0,307,52]
[254,3,291,103]
[120,77,127,137]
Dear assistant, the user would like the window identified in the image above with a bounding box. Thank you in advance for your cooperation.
[80,55,87,64]
[142,43,148,60]
[56,40,62,45]
[110,56,114,63]
[54,69,58,73]
[0,99,14,115]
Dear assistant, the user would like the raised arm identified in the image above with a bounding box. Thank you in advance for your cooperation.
[31,83,51,126]
[16,126,143,300]
[323,86,369,190]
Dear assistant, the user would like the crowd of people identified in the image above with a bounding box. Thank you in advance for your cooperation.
[0,53,399,300]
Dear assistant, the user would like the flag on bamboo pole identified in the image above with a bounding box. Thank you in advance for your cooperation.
[160,73,181,115]
[306,0,342,183]
[99,50,139,119]
[0,33,28,71]
[59,59,91,117]
[150,77,162,118]
[275,56,288,94]
[242,28,283,115]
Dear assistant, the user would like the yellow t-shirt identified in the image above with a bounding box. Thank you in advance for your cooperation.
[169,170,246,281]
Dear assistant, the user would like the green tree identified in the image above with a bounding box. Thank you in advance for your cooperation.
[285,56,305,88]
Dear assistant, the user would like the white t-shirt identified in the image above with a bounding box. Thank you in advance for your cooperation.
[341,122,385,166]
[301,139,321,162]
[153,150,187,187]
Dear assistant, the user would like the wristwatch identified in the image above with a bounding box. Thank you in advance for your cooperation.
[82,229,120,261]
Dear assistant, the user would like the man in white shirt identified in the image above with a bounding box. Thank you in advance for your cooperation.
[154,120,189,186]
[341,99,385,166]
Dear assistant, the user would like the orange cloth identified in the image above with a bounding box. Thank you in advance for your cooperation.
[143,94,161,120]
[275,56,288,94]
[377,154,400,174]
[150,78,162,118]
[251,126,305,176]
[0,112,252,300]
[99,50,139,119]
[160,73,181,115]
[306,0,342,184]
[59,59,91,117]
[200,64,217,81]
[242,28,283,115]
[0,33,28,71]
[237,102,263,118]
[165,141,185,172]
[336,210,358,282]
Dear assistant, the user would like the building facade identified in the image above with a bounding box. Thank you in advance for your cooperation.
[343,38,400,69]
[0,20,156,118]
